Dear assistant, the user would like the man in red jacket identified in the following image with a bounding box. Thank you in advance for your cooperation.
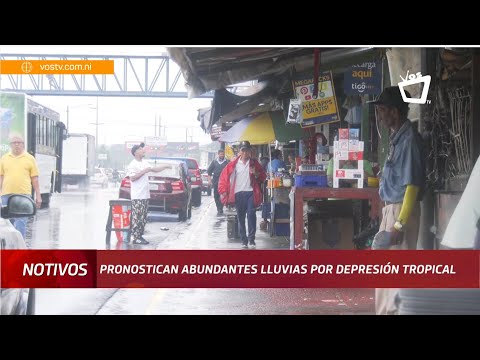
[218,141,267,249]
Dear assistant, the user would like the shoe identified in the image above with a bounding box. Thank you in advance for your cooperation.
[217,210,224,216]
[241,243,248,249]
[259,221,268,231]
[249,242,256,249]
[132,237,149,245]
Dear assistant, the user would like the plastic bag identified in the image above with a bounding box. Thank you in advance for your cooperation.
[441,155,480,249]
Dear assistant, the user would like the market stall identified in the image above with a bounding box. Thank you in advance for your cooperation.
[288,127,382,250]
[219,111,308,239]
[290,187,381,250]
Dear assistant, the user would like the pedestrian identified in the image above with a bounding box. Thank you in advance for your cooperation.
[0,133,42,239]
[207,149,229,215]
[126,142,172,245]
[370,86,426,315]
[268,149,286,173]
[287,154,296,174]
[218,141,267,249]
[112,169,120,186]
[260,156,270,172]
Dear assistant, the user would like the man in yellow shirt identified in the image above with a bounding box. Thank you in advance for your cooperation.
[0,134,42,239]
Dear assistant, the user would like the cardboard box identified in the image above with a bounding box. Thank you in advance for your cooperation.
[307,217,354,250]
[339,128,349,140]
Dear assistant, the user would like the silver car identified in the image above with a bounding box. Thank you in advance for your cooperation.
[1,195,36,315]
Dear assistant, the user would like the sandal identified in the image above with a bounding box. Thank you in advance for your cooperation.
[132,238,149,245]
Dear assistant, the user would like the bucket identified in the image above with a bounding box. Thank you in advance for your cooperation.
[112,204,131,242]
[282,178,292,187]
[368,177,379,188]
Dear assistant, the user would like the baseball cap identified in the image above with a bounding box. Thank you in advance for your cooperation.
[369,86,411,109]
[131,142,145,156]
[239,141,252,150]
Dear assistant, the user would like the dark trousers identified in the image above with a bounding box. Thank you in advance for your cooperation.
[235,191,256,244]
[213,183,223,212]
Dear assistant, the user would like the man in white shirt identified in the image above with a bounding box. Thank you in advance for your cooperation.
[127,143,171,245]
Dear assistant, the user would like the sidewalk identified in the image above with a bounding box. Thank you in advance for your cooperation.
[220,205,291,250]
[204,200,375,315]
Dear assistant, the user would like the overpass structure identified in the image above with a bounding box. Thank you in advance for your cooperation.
[0,53,250,98]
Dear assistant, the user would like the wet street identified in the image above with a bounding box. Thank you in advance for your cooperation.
[26,184,374,315]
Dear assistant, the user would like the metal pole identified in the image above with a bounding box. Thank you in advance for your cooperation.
[96,97,99,166]
[66,106,69,132]
[185,128,188,156]
[159,115,162,137]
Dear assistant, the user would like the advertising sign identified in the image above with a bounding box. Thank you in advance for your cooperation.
[344,61,382,95]
[0,92,26,156]
[292,71,340,128]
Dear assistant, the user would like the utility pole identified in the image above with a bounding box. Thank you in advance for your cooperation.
[158,115,162,137]
[158,115,165,136]
[95,97,99,163]
[155,114,165,137]
[66,106,69,132]
[88,97,104,166]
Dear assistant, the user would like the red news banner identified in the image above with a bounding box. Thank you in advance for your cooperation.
[1,250,479,288]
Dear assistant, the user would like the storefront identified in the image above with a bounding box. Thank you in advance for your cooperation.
[169,47,480,252]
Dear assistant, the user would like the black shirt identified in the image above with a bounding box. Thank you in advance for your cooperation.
[207,158,229,185]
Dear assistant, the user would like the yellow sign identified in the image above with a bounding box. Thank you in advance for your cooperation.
[225,144,235,160]
[302,98,337,120]
[292,70,340,127]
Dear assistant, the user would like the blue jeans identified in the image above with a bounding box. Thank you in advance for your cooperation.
[235,191,256,245]
[2,194,30,239]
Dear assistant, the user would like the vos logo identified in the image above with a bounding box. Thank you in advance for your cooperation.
[398,71,431,104]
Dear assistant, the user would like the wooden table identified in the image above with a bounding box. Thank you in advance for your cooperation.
[291,187,382,250]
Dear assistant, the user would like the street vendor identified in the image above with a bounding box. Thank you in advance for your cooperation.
[370,86,426,315]
[268,149,286,173]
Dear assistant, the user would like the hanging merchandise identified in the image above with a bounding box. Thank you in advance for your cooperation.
[345,105,363,126]
[287,99,302,124]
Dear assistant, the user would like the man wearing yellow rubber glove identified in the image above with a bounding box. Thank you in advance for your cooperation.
[370,86,426,315]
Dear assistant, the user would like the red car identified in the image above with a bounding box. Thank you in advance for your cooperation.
[119,159,192,221]
[157,157,202,207]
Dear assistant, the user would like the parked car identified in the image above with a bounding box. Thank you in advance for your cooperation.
[201,172,212,196]
[91,167,109,188]
[1,194,36,315]
[157,157,202,207]
[119,159,193,221]
[104,168,114,181]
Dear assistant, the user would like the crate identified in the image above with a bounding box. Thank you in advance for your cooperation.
[294,174,328,187]
[274,222,290,236]
[299,164,325,172]
[262,202,271,219]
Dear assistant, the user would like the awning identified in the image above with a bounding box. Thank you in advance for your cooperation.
[218,111,308,145]
[168,47,383,98]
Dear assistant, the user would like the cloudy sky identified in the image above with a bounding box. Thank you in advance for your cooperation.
[0,45,213,145]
